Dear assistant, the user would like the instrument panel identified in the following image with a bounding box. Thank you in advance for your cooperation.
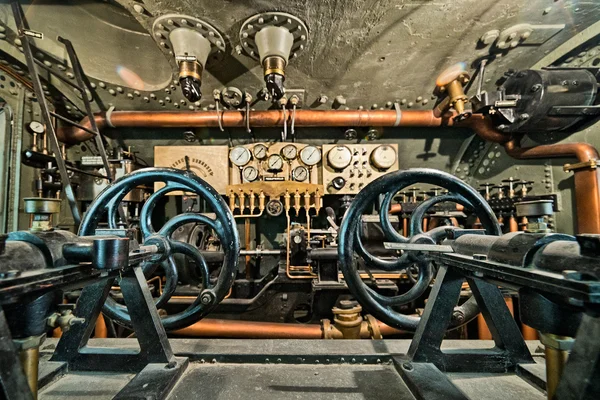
[155,142,398,195]
[228,142,322,185]
[322,144,399,194]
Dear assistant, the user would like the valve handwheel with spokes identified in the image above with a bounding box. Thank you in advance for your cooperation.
[79,167,240,331]
[338,168,501,331]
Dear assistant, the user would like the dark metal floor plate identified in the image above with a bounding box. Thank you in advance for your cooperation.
[37,339,546,400]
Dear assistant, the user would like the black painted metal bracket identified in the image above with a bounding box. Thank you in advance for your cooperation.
[51,266,188,399]
[398,265,535,399]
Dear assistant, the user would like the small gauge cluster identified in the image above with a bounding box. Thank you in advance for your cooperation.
[322,144,399,194]
[229,143,322,184]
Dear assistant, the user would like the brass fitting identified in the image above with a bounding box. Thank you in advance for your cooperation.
[178,60,203,82]
[24,198,61,232]
[435,65,471,121]
[322,300,384,339]
[13,335,45,400]
[540,333,573,400]
[263,55,286,77]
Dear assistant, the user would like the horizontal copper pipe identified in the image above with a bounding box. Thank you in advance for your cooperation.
[171,318,404,339]
[504,139,599,163]
[56,110,509,144]
[172,319,323,339]
[504,138,600,234]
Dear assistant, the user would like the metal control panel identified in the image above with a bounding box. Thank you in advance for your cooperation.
[228,142,322,185]
[322,144,399,194]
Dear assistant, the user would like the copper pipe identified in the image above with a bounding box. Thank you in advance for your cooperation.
[521,323,538,340]
[95,313,107,338]
[172,318,405,339]
[505,139,600,234]
[478,297,514,340]
[244,218,252,279]
[57,110,510,144]
[504,139,599,163]
[173,319,323,339]
[508,215,518,233]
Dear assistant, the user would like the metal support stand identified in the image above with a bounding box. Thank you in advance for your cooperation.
[396,266,534,399]
[51,266,187,399]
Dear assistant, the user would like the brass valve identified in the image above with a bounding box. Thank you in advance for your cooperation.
[435,63,471,122]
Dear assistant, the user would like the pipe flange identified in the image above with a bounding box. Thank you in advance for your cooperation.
[239,12,308,61]
[152,14,227,65]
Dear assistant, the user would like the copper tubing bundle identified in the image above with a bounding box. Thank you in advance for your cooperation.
[56,109,500,143]
[171,318,405,339]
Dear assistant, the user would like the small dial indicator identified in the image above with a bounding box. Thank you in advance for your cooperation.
[299,145,322,166]
[242,166,259,182]
[267,154,284,171]
[28,121,45,134]
[281,144,298,160]
[253,143,268,160]
[292,166,309,182]
[327,145,352,170]
[370,145,397,170]
[230,146,252,167]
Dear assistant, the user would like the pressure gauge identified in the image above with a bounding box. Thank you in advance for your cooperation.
[28,121,44,134]
[327,145,352,170]
[242,166,259,182]
[253,143,268,160]
[281,144,298,161]
[299,145,321,166]
[370,145,397,170]
[267,154,284,171]
[230,146,252,167]
[292,166,309,182]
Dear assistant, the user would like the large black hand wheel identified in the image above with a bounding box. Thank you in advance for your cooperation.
[338,168,501,331]
[80,167,239,331]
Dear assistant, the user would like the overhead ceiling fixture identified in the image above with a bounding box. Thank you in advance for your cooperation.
[239,12,309,101]
[152,14,226,102]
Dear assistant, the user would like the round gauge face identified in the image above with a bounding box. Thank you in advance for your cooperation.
[267,154,284,171]
[370,145,397,170]
[281,144,298,160]
[327,145,353,170]
[292,166,309,182]
[299,145,322,166]
[242,166,259,182]
[29,121,44,134]
[253,143,268,160]
[229,146,252,167]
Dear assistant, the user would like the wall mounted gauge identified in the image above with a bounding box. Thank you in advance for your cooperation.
[28,121,45,134]
[327,145,352,170]
[281,144,298,161]
[267,154,284,171]
[230,146,252,167]
[292,166,309,182]
[299,145,321,166]
[242,166,259,182]
[370,145,397,170]
[253,143,268,160]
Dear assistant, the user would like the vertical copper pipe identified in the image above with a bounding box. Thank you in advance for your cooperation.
[95,313,107,338]
[504,139,600,234]
[478,297,514,340]
[521,323,538,340]
[245,218,252,279]
[508,215,518,233]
